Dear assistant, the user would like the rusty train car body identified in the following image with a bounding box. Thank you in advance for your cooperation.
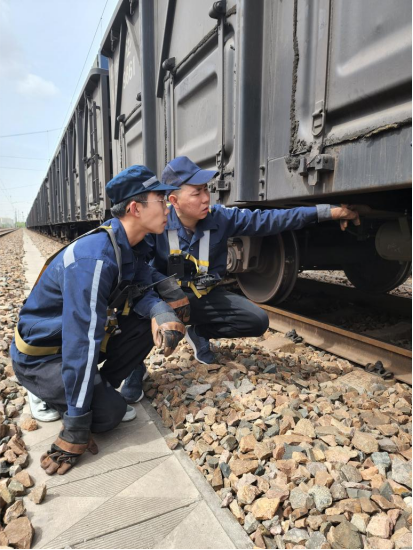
[27,0,412,303]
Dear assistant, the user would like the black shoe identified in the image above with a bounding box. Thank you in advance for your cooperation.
[120,364,149,404]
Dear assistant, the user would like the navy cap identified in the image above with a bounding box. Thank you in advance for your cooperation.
[106,165,176,205]
[162,156,219,187]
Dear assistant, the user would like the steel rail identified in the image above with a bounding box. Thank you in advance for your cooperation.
[259,303,412,385]
[0,229,17,237]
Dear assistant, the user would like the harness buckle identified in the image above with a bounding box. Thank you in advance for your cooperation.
[192,273,218,291]
[105,313,122,336]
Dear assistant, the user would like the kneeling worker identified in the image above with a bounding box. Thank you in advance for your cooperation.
[123,155,360,404]
[10,165,187,475]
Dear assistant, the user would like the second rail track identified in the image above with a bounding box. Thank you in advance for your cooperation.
[0,229,17,238]
[258,279,412,385]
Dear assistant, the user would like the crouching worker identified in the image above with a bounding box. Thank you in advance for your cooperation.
[124,156,361,376]
[10,165,186,475]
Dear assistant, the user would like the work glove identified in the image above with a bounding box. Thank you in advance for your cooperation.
[156,277,190,323]
[40,411,98,475]
[150,302,186,357]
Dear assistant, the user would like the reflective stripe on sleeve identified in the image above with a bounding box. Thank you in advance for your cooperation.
[75,259,104,409]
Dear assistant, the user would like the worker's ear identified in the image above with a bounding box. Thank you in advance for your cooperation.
[133,201,142,218]
[168,192,179,208]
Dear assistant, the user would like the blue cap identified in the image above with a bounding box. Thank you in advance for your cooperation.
[162,156,219,187]
[106,165,176,205]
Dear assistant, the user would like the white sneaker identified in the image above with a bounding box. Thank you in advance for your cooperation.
[27,391,60,422]
[121,405,137,422]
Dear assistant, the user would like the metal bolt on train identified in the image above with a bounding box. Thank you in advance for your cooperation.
[27,0,412,304]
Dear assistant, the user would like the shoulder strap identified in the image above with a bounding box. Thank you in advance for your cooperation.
[168,228,210,275]
[99,226,122,283]
[33,225,123,289]
[198,230,210,274]
[167,229,181,254]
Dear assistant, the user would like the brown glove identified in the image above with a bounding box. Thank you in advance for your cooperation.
[156,277,190,323]
[150,303,186,357]
[40,412,98,475]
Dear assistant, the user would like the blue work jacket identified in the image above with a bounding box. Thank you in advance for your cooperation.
[10,218,162,416]
[143,204,330,307]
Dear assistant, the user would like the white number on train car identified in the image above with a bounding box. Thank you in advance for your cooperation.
[123,34,135,89]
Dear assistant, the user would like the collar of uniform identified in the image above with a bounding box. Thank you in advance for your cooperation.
[165,205,218,232]
[133,238,152,257]
[103,218,135,267]
[165,206,218,245]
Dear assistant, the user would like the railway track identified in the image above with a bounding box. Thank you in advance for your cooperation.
[259,278,412,385]
[0,228,17,238]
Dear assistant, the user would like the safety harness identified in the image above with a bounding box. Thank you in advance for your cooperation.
[15,225,136,356]
[167,229,217,298]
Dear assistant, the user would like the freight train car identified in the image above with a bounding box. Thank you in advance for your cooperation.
[28,0,412,303]
[26,65,111,239]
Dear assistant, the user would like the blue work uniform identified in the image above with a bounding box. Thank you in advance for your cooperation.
[11,218,161,424]
[144,204,329,286]
[141,204,331,340]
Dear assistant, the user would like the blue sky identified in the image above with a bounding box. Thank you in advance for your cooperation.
[0,0,119,222]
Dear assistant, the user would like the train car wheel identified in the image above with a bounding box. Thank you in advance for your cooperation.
[236,231,299,304]
[343,259,412,294]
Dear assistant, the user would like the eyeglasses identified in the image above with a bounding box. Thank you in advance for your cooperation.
[139,196,168,204]
[126,196,168,213]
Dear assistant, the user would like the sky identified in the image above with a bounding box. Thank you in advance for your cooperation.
[0,0,120,223]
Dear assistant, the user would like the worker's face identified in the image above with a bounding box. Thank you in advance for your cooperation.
[130,191,169,233]
[169,184,210,221]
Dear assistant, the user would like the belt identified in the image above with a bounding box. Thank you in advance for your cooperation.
[14,326,61,356]
[15,322,116,356]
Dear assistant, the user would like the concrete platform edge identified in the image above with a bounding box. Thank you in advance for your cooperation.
[140,398,254,549]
